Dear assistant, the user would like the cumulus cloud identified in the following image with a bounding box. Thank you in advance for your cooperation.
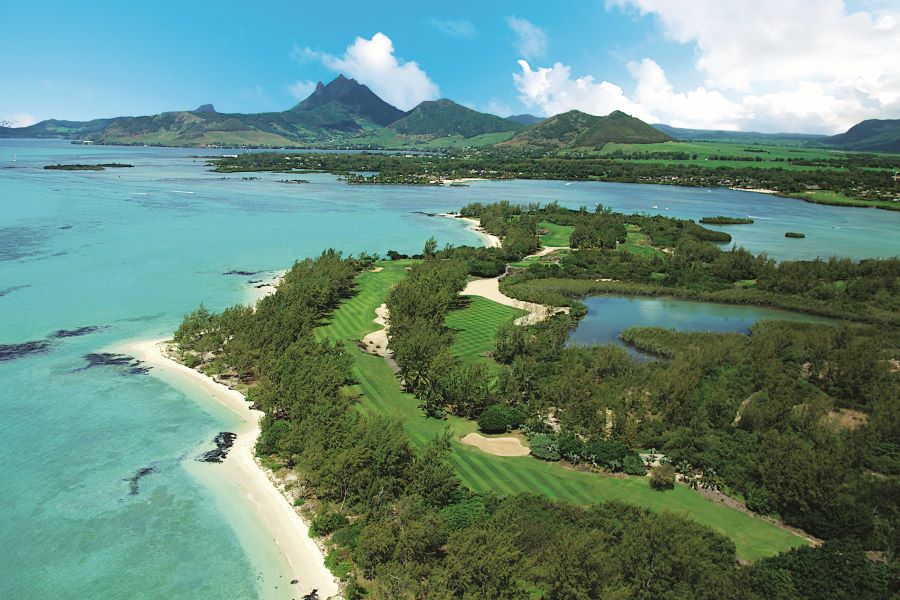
[1,113,38,128]
[485,98,513,117]
[430,18,476,38]
[603,0,900,132]
[288,80,317,100]
[513,60,654,122]
[296,33,439,110]
[507,16,548,59]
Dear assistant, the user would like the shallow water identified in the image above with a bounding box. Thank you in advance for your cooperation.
[568,295,831,352]
[0,140,895,598]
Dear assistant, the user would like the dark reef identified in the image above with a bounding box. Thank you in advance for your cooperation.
[223,270,259,276]
[125,465,159,495]
[198,432,237,463]
[50,325,101,338]
[76,352,149,375]
[0,284,30,298]
[0,340,51,362]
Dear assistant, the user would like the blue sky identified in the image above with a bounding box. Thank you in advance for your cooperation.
[2,1,898,133]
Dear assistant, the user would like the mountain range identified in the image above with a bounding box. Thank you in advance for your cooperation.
[1,74,898,152]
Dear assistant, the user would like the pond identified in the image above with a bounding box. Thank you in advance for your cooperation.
[567,295,831,353]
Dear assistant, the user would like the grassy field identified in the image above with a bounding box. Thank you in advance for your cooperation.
[581,140,849,171]
[620,224,665,257]
[538,221,573,246]
[446,296,526,365]
[316,260,807,561]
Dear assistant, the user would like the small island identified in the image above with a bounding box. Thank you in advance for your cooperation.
[785,231,806,238]
[44,163,134,171]
[700,216,755,225]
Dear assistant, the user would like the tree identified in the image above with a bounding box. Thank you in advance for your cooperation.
[423,236,437,259]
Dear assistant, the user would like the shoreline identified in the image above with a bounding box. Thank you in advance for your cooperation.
[121,338,339,600]
[438,212,502,248]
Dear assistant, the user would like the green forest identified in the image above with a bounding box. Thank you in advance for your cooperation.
[172,203,897,599]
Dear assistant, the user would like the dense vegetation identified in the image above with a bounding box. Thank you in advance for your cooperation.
[212,149,900,208]
[171,200,897,597]
[701,216,755,225]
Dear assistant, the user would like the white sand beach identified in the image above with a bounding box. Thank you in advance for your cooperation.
[122,338,340,600]
[439,213,502,248]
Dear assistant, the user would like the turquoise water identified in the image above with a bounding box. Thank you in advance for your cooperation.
[568,296,830,352]
[0,140,895,598]
[464,179,900,261]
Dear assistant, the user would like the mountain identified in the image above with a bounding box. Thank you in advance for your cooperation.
[653,124,825,146]
[507,114,544,126]
[0,76,408,147]
[291,75,405,127]
[0,117,118,139]
[501,110,671,149]
[386,99,523,138]
[824,119,900,153]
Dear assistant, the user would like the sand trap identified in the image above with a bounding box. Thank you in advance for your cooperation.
[361,303,392,357]
[533,245,567,257]
[461,277,568,326]
[120,339,339,599]
[461,432,530,457]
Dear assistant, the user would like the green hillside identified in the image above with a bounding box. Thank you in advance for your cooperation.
[386,99,523,138]
[825,118,900,153]
[501,109,671,149]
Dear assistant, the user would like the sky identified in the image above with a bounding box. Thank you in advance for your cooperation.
[2,0,899,134]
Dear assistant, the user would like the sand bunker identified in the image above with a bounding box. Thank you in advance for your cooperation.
[361,303,391,357]
[461,432,530,457]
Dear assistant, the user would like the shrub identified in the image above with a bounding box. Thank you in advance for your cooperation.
[182,352,201,368]
[650,464,676,490]
[745,486,772,515]
[478,404,523,433]
[622,453,647,476]
[557,433,585,462]
[585,438,629,469]
[442,494,487,531]
[310,506,348,537]
[529,433,560,461]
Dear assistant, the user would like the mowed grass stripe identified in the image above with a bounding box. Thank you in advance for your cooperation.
[446,296,525,364]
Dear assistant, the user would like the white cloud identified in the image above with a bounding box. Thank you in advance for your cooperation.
[513,60,654,122]
[604,0,900,132]
[485,98,513,117]
[507,16,548,59]
[296,33,439,110]
[2,113,38,128]
[288,80,317,100]
[430,18,476,38]
[628,58,743,130]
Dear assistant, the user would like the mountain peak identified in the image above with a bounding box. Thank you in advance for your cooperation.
[291,75,404,127]
[194,104,216,114]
